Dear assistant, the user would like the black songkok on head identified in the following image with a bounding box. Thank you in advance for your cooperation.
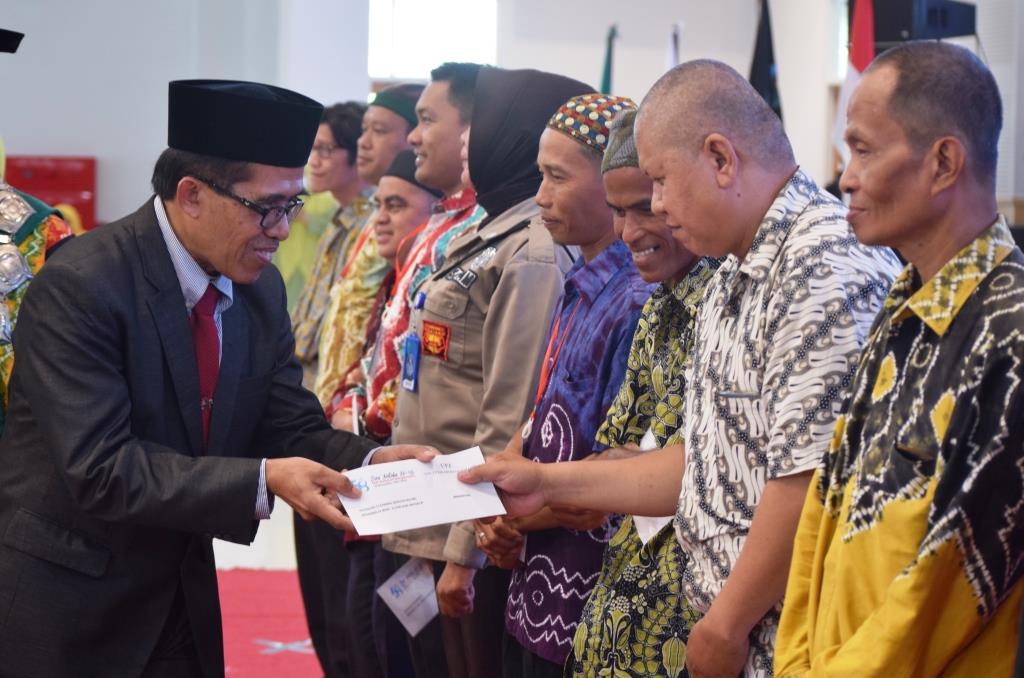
[167,79,323,168]
[0,29,24,54]
[468,67,593,219]
[383,150,443,199]
[370,85,423,129]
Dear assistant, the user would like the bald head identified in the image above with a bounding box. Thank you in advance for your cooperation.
[637,59,794,169]
[866,41,1001,186]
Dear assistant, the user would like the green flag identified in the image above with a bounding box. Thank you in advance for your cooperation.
[600,25,618,94]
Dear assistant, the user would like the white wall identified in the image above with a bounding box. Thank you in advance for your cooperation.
[1,0,371,225]
[278,0,371,108]
[496,0,836,183]
[974,0,1024,209]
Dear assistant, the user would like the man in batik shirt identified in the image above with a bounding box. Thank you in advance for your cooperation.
[313,85,423,405]
[289,101,372,391]
[775,41,1024,678]
[565,108,716,678]
[460,60,900,677]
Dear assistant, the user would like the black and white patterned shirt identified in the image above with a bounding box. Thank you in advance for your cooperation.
[674,170,902,675]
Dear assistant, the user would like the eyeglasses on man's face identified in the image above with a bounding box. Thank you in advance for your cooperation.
[310,143,339,160]
[193,176,304,229]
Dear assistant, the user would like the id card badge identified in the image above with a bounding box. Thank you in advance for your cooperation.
[401,333,421,392]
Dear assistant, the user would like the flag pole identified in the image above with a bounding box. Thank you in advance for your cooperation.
[600,24,618,94]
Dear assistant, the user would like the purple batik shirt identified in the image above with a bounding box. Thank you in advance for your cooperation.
[506,239,653,664]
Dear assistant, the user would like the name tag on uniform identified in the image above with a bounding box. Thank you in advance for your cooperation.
[445,267,478,290]
[422,320,451,361]
[401,334,420,392]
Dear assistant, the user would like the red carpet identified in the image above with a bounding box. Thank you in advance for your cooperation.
[218,568,322,677]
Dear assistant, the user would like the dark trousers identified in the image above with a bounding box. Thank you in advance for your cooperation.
[142,585,203,678]
[295,512,351,678]
[376,550,450,678]
[438,563,512,678]
[346,540,385,678]
[361,542,417,678]
[502,633,565,678]
[344,540,417,678]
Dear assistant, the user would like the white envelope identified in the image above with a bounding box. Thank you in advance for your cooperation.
[339,446,506,536]
[632,427,674,546]
[376,557,438,637]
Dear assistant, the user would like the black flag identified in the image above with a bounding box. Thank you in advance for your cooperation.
[749,0,782,121]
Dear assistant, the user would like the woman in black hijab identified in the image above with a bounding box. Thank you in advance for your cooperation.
[397,66,593,678]
[469,67,594,220]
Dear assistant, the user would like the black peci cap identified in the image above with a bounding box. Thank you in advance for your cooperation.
[167,79,324,168]
[1,29,24,54]
[382,150,443,199]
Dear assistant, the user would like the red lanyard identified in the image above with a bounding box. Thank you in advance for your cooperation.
[391,222,429,285]
[531,298,584,412]
[339,223,374,279]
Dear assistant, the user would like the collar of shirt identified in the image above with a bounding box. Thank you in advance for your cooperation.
[669,256,721,308]
[563,239,634,305]
[886,214,1014,336]
[153,196,233,314]
[433,187,478,215]
[334,186,377,231]
[713,169,819,306]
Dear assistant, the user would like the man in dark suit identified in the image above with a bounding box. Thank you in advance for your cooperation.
[0,80,432,678]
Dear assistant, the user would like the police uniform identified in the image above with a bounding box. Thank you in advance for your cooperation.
[388,196,573,566]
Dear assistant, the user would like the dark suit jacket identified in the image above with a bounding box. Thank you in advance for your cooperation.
[0,200,375,678]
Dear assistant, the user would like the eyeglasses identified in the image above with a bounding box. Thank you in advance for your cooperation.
[310,143,339,159]
[194,176,304,229]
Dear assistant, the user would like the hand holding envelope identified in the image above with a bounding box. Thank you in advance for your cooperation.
[337,447,507,535]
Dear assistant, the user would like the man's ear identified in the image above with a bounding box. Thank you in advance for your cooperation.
[175,176,203,219]
[928,135,966,196]
[703,133,739,189]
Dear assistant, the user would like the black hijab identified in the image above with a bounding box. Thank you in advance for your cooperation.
[468,67,593,219]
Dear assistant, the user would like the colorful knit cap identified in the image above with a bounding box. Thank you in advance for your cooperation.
[601,108,639,174]
[546,93,637,154]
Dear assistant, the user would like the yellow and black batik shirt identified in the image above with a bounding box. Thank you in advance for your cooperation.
[776,216,1024,677]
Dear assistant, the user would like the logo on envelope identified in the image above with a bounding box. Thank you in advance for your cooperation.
[422,320,450,360]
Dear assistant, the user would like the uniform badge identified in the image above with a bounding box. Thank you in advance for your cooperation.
[421,320,451,360]
[445,267,478,290]
[468,246,497,270]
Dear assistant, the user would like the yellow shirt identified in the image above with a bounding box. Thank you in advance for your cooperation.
[776,217,1024,677]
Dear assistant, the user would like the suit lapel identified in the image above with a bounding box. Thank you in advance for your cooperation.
[207,298,247,456]
[135,200,204,456]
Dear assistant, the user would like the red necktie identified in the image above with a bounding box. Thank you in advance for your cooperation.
[190,285,220,451]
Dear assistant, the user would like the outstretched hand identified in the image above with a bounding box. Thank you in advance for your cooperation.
[265,457,360,532]
[457,452,548,520]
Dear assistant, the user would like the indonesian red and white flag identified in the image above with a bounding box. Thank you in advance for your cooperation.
[833,0,874,165]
